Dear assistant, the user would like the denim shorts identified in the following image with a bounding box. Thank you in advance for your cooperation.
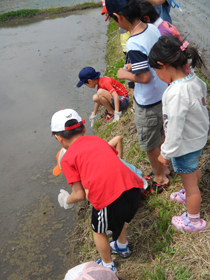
[111,96,129,111]
[172,148,203,174]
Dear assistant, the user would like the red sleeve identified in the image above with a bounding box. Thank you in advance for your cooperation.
[61,160,81,186]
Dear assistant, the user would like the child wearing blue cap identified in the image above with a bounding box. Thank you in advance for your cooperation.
[77,67,129,125]
[105,0,170,195]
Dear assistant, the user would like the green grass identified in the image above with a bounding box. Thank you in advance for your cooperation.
[143,263,191,280]
[105,19,125,82]
[0,2,101,22]
[93,119,116,139]
[125,141,149,165]
[0,9,39,21]
[147,197,176,252]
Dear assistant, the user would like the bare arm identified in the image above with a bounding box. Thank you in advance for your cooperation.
[93,102,100,115]
[117,68,151,84]
[146,0,166,6]
[108,136,123,158]
[158,154,169,167]
[66,181,86,204]
[112,91,120,112]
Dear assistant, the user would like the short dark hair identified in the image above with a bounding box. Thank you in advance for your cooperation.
[149,35,206,69]
[52,119,84,139]
[110,0,142,24]
[139,0,159,23]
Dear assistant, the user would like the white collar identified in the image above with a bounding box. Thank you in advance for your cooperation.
[154,17,163,28]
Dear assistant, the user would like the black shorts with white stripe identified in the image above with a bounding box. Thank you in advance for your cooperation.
[91,188,141,240]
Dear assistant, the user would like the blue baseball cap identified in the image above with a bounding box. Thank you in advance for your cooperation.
[105,0,136,15]
[77,67,101,88]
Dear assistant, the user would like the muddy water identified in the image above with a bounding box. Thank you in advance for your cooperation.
[172,0,210,76]
[0,8,107,280]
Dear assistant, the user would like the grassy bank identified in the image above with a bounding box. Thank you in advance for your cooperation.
[67,18,210,279]
[0,2,101,22]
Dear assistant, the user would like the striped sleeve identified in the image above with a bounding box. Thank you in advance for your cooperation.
[127,50,149,74]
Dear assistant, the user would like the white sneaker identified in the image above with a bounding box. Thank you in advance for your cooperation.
[96,259,118,274]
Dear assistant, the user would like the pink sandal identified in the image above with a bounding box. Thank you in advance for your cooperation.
[172,212,207,232]
[170,189,202,205]
[170,189,186,204]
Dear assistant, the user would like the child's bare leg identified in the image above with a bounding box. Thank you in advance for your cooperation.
[147,146,169,185]
[196,167,201,184]
[171,167,206,230]
[180,168,201,214]
[130,88,135,109]
[159,135,170,176]
[110,223,131,258]
[93,94,102,115]
[117,223,127,244]
[97,89,114,114]
[93,232,112,263]
[108,136,123,158]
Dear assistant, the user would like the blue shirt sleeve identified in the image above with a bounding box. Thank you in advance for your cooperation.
[154,0,172,24]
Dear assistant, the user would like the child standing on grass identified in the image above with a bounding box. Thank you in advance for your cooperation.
[139,0,181,40]
[139,0,190,74]
[149,36,209,231]
[51,109,144,273]
[105,0,170,195]
[146,0,172,24]
[76,67,129,124]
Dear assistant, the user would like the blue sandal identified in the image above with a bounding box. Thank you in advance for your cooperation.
[110,241,132,258]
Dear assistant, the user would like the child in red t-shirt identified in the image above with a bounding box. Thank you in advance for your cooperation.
[51,109,144,274]
[76,67,129,124]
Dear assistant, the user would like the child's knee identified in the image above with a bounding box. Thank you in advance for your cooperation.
[97,88,109,98]
[117,135,123,143]
[93,93,99,102]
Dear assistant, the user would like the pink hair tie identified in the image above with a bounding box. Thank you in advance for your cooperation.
[180,41,189,51]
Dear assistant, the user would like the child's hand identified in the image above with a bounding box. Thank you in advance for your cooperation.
[125,63,132,72]
[89,112,97,127]
[113,111,121,122]
[117,68,128,80]
[58,189,74,209]
[158,154,169,167]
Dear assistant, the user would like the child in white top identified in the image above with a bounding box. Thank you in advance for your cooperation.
[149,36,209,232]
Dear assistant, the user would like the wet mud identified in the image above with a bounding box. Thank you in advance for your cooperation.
[172,0,210,77]
[0,7,107,280]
